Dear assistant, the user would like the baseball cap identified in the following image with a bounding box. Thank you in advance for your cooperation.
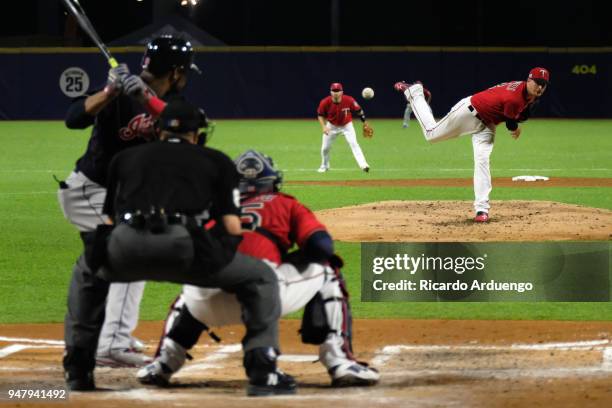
[158,97,206,133]
[330,82,343,91]
[528,67,550,84]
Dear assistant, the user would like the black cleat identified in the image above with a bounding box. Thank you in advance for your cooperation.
[244,347,298,396]
[247,369,297,396]
[65,371,95,391]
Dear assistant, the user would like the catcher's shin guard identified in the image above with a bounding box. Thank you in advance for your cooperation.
[315,266,355,366]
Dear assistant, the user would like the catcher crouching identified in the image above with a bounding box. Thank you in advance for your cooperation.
[137,149,380,391]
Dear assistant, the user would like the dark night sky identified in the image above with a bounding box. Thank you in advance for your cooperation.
[1,0,611,47]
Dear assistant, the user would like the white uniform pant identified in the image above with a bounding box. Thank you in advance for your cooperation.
[183,262,351,369]
[405,86,495,213]
[58,170,145,353]
[320,122,369,170]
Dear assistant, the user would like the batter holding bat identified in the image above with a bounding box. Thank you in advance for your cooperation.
[394,68,550,222]
[58,35,200,389]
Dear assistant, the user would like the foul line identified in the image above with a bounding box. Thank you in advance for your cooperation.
[0,336,64,345]
[179,344,242,373]
[179,343,318,375]
[372,340,611,366]
[0,344,64,359]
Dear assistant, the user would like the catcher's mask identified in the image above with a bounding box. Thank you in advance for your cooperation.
[235,150,283,196]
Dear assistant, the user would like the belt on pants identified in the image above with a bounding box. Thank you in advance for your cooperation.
[118,212,200,231]
[468,105,484,123]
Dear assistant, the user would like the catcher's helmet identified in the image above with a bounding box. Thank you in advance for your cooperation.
[235,150,282,195]
[141,35,201,77]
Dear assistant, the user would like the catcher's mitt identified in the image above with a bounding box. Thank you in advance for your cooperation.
[363,122,374,138]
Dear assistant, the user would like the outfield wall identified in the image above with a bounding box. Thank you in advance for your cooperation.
[0,47,610,120]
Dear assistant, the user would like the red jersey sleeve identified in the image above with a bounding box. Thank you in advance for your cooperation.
[348,96,362,112]
[317,97,329,116]
[289,199,326,247]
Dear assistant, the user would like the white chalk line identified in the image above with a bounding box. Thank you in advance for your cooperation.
[0,336,65,359]
[383,366,612,380]
[3,336,612,384]
[179,343,242,373]
[0,191,56,196]
[2,168,610,173]
[0,366,60,372]
[279,354,319,362]
[0,336,64,346]
[372,340,611,366]
[0,344,64,358]
[286,168,612,173]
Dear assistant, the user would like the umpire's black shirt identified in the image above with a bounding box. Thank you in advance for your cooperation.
[103,138,240,220]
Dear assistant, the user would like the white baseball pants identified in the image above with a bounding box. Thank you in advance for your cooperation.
[405,85,496,213]
[320,122,369,170]
[182,261,352,370]
[58,170,145,353]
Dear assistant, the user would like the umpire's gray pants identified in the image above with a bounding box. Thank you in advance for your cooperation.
[101,224,281,351]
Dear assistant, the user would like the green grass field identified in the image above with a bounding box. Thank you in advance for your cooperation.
[0,119,610,324]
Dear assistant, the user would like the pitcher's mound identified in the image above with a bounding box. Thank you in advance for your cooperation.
[316,200,612,242]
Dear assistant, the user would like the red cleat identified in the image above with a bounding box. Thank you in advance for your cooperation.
[393,81,410,93]
[394,81,432,103]
[474,211,489,223]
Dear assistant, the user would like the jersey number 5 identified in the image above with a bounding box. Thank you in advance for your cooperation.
[240,202,264,231]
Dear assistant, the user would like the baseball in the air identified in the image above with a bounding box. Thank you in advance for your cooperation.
[361,87,375,100]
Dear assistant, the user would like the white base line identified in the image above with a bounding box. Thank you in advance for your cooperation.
[0,344,64,358]
[383,366,612,380]
[372,340,611,367]
[0,336,64,345]
[287,168,612,173]
[179,343,242,373]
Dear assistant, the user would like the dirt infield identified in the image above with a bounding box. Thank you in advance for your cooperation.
[2,177,610,406]
[316,200,612,241]
[2,320,612,407]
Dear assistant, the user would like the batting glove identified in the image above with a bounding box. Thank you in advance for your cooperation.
[122,74,150,101]
[105,63,130,95]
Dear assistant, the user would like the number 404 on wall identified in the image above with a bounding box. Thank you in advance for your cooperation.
[572,64,597,74]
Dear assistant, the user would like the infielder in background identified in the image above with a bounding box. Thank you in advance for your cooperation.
[394,68,549,222]
[58,35,199,374]
[138,150,380,388]
[317,82,373,173]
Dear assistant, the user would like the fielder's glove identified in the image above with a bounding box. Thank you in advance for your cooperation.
[105,63,130,95]
[363,122,374,138]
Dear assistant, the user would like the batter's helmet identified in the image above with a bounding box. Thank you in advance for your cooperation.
[141,35,201,77]
[235,150,283,195]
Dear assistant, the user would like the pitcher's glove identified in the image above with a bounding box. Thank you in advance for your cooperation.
[363,122,374,138]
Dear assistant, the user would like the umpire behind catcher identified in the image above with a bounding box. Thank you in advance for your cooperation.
[65,98,290,395]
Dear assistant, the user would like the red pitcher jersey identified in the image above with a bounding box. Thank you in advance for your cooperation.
[238,192,326,264]
[317,95,361,126]
[470,81,532,125]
